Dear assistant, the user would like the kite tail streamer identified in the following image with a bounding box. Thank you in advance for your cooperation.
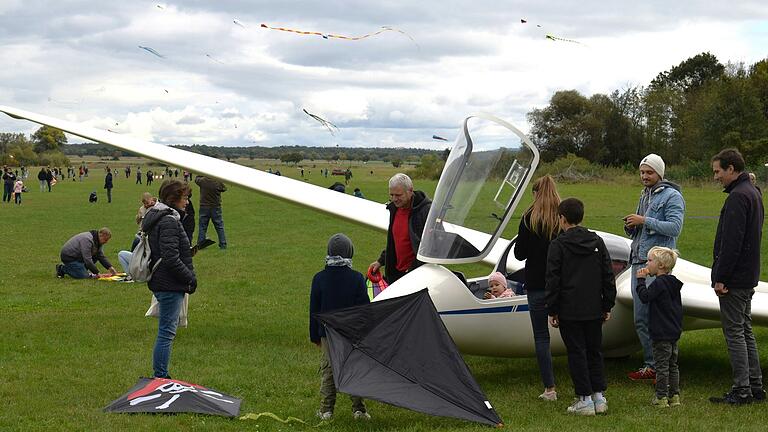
[545,34,581,44]
[239,412,330,427]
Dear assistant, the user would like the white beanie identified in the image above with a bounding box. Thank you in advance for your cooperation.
[639,154,665,179]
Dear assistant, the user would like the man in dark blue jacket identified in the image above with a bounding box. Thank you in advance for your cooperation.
[709,148,765,405]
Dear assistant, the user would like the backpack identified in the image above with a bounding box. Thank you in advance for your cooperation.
[128,213,172,282]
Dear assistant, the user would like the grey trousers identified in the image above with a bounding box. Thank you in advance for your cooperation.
[319,338,366,413]
[719,288,763,396]
[652,340,679,398]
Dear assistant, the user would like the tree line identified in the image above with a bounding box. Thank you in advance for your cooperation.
[528,52,768,169]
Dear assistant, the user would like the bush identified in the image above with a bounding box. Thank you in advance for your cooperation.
[535,154,611,183]
[411,154,445,180]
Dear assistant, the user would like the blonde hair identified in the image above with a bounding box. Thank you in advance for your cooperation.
[523,175,561,240]
[648,246,679,271]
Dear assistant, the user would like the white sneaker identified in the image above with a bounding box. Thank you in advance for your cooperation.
[592,395,608,414]
[567,399,596,416]
[353,410,371,420]
[316,410,333,420]
[539,390,558,401]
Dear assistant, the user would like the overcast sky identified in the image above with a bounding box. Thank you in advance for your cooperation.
[1,1,766,149]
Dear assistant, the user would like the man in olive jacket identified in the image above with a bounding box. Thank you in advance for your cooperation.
[195,175,228,249]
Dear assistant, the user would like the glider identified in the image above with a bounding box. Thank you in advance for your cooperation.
[432,134,448,141]
[2,105,767,360]
[260,23,419,48]
[303,108,339,136]
[138,45,165,58]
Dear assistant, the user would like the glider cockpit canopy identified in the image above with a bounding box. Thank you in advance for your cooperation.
[418,114,539,265]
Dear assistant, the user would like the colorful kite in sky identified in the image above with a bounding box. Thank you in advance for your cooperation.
[138,45,165,58]
[303,109,339,136]
[260,23,419,49]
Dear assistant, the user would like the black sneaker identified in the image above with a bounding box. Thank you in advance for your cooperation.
[752,388,766,402]
[709,391,752,405]
[55,264,64,278]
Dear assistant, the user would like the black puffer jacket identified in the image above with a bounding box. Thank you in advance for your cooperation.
[142,202,196,294]
[545,226,616,320]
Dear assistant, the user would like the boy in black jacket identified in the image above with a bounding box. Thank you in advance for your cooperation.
[636,246,684,408]
[546,198,616,416]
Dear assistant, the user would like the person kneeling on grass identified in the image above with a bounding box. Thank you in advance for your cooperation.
[636,246,684,408]
[545,198,616,416]
[309,233,371,421]
[56,228,117,279]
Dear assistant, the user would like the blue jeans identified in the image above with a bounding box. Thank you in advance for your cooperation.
[2,183,11,202]
[152,291,185,378]
[62,261,91,279]
[118,251,132,273]
[198,207,227,248]
[631,263,655,368]
[528,290,556,388]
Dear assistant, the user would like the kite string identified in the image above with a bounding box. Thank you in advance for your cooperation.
[239,411,329,427]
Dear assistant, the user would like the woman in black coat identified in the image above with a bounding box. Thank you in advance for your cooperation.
[141,179,196,378]
[514,175,561,401]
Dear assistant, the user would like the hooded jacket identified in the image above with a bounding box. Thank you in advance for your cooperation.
[636,274,683,341]
[142,202,196,294]
[712,172,764,290]
[545,226,616,320]
[625,180,685,264]
[377,190,432,283]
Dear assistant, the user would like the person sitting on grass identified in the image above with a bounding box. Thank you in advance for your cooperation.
[484,272,515,299]
[56,228,117,279]
[309,233,371,422]
[636,246,684,408]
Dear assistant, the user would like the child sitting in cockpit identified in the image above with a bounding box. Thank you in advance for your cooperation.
[484,272,516,299]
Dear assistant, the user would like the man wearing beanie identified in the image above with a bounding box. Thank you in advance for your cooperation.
[624,154,685,381]
[309,233,371,421]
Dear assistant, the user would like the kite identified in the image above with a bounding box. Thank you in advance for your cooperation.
[206,53,225,64]
[138,45,165,58]
[520,18,542,27]
[104,377,241,417]
[164,89,169,94]
[260,23,419,48]
[545,34,581,44]
[156,4,165,10]
[432,134,448,141]
[233,19,247,29]
[303,108,338,136]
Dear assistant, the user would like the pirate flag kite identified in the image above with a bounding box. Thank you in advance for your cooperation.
[104,377,242,417]
[314,289,503,426]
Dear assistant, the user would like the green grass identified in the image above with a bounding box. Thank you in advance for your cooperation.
[2,161,768,431]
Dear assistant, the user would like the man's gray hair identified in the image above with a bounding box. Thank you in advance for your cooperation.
[98,227,112,237]
[389,173,413,191]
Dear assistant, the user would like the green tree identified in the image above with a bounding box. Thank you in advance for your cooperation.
[31,126,67,153]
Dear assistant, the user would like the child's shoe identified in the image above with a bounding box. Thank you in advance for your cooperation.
[566,398,596,416]
[316,410,333,421]
[628,367,656,381]
[353,410,371,420]
[538,389,557,401]
[669,394,682,407]
[592,394,608,414]
[652,396,669,408]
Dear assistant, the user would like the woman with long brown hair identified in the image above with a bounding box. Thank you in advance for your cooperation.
[514,175,561,401]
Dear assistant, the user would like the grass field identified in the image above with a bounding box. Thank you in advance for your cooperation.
[2,159,768,431]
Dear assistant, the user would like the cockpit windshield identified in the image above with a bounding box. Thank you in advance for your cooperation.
[418,114,539,264]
